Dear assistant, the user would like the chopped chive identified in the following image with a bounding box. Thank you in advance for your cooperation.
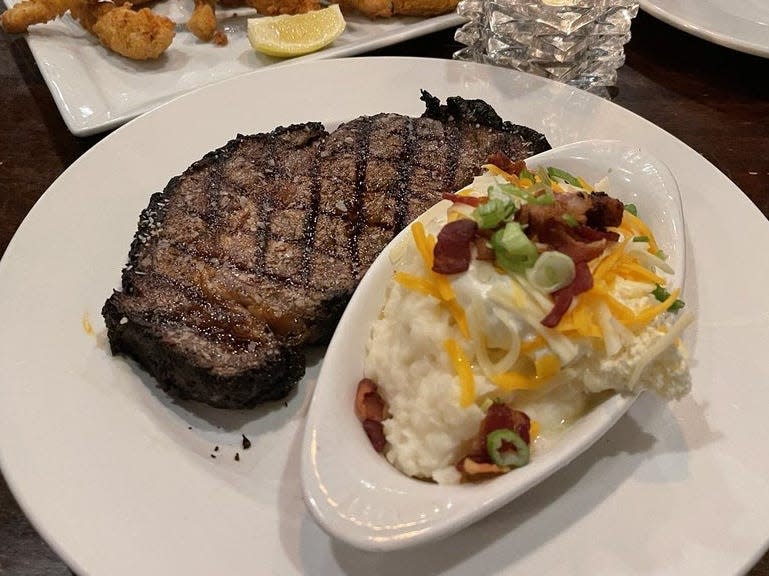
[561,213,579,228]
[651,284,685,312]
[547,166,581,187]
[669,300,686,312]
[651,284,669,301]
[624,203,638,216]
[633,235,649,242]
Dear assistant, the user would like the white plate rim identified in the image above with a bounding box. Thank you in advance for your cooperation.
[640,0,769,58]
[1,56,769,576]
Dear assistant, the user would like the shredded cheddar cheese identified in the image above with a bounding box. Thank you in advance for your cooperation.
[614,260,666,285]
[593,236,630,282]
[632,287,681,325]
[520,334,547,354]
[444,339,475,407]
[394,271,441,299]
[401,223,470,338]
[483,163,518,184]
[577,177,593,191]
[622,210,659,253]
[534,353,561,380]
[411,221,433,269]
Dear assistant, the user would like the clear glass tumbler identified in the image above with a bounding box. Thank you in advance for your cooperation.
[454,0,639,95]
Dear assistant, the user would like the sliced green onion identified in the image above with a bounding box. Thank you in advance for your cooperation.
[655,249,668,260]
[529,251,576,292]
[547,166,581,187]
[473,197,515,229]
[669,300,686,312]
[526,185,555,206]
[633,235,649,242]
[518,181,554,206]
[562,213,579,228]
[651,284,685,312]
[651,284,668,301]
[486,428,530,468]
[624,203,638,216]
[535,167,552,186]
[519,168,535,182]
[497,181,555,206]
[491,222,539,274]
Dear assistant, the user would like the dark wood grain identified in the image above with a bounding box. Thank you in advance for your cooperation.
[0,9,768,575]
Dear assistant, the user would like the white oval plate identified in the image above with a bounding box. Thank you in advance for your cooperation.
[301,139,685,551]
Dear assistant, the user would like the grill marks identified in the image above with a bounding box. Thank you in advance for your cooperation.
[347,114,373,276]
[103,95,552,408]
[300,137,323,285]
[391,117,416,236]
[445,124,462,193]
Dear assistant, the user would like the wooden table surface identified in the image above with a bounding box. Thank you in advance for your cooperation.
[1,9,768,575]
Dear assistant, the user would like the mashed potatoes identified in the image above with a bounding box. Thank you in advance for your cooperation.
[363,164,693,484]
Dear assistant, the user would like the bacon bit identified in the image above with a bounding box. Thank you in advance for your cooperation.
[356,379,388,452]
[432,219,479,274]
[458,457,506,476]
[464,402,531,465]
[517,194,587,236]
[486,152,526,176]
[585,191,624,228]
[538,221,608,263]
[442,192,486,207]
[572,225,620,243]
[518,192,623,241]
[355,378,385,422]
[541,261,593,327]
[483,402,531,445]
[362,420,387,453]
[473,236,495,260]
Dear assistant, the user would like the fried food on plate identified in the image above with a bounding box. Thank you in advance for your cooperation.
[89,4,175,59]
[335,0,389,18]
[392,0,457,16]
[0,0,72,33]
[69,0,112,31]
[188,0,227,45]
[245,0,320,17]
[1,0,175,60]
[337,0,457,17]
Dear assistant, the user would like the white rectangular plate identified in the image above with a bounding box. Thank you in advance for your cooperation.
[3,0,463,135]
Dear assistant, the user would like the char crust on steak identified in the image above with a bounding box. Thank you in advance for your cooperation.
[102,91,551,408]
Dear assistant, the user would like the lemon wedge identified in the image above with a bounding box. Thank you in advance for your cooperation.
[247,5,346,58]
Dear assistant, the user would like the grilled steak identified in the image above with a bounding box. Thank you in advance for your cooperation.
[102,92,551,408]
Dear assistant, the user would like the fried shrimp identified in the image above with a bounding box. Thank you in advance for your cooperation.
[187,0,227,45]
[2,0,174,59]
[90,5,175,59]
[0,0,73,33]
[245,0,319,16]
[69,0,113,32]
